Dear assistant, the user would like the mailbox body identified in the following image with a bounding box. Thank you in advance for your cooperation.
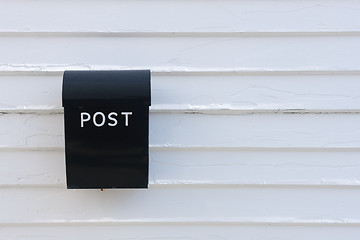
[62,70,151,189]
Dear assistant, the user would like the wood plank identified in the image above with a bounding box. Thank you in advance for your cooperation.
[1,150,360,187]
[0,76,61,111]
[1,0,360,33]
[1,113,360,149]
[1,187,360,224]
[1,74,360,112]
[2,225,360,240]
[150,150,360,186]
[0,151,65,186]
[0,36,359,70]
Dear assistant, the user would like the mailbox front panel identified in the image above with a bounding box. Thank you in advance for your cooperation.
[63,70,150,189]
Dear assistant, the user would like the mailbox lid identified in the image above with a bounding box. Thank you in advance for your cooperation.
[62,70,151,107]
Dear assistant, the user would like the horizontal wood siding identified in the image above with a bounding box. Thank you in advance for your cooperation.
[2,0,360,33]
[2,73,360,112]
[1,0,360,239]
[0,36,359,70]
[2,187,360,223]
[2,113,360,148]
[2,225,360,240]
[2,150,360,187]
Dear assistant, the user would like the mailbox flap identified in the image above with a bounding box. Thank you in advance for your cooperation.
[62,70,151,107]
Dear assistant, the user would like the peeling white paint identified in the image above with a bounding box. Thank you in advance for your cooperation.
[2,74,360,114]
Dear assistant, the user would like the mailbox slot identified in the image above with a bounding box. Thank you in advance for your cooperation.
[62,70,151,189]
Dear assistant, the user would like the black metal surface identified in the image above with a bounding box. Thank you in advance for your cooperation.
[62,70,151,189]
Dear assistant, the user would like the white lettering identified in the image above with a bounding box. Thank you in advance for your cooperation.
[108,112,118,127]
[121,112,132,126]
[93,112,106,127]
[80,111,133,128]
[80,112,91,128]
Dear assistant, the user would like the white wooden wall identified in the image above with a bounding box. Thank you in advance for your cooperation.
[1,0,360,239]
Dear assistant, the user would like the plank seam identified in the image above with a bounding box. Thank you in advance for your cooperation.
[2,109,360,115]
[2,183,360,189]
[1,67,360,76]
[1,31,360,37]
[1,220,360,227]
[1,147,360,152]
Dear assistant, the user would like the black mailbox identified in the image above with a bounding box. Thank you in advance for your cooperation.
[62,70,151,189]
